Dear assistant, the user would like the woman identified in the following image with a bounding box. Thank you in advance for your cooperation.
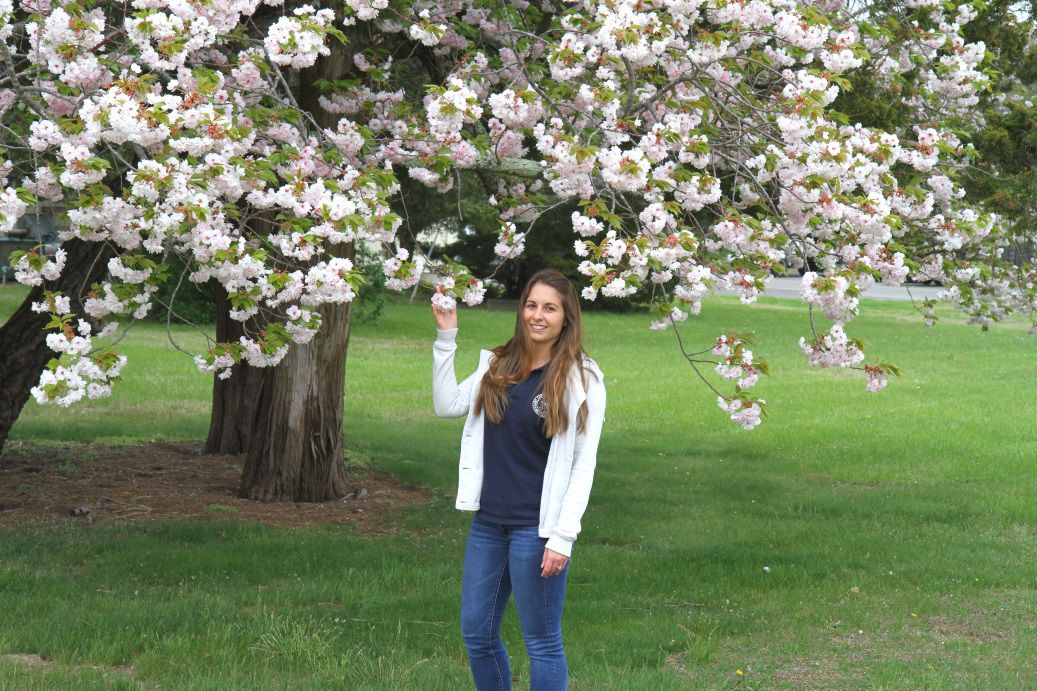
[432,269,606,691]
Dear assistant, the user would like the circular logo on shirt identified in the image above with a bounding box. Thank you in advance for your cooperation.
[532,393,547,418]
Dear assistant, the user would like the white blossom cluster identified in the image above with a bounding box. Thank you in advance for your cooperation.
[264,6,336,68]
[717,396,764,431]
[0,186,27,233]
[712,335,761,390]
[382,248,420,291]
[494,222,526,259]
[799,325,865,369]
[13,248,65,286]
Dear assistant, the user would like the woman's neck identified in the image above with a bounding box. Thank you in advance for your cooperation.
[528,343,554,371]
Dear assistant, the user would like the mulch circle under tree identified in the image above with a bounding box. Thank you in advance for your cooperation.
[0,442,432,530]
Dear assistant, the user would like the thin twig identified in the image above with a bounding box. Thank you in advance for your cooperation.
[669,316,726,399]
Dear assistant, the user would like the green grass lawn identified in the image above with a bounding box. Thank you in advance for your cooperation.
[1,284,1036,688]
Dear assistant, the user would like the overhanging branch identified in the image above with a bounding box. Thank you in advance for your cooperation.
[398,154,543,179]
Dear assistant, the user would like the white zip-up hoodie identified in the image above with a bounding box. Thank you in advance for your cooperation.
[432,328,606,557]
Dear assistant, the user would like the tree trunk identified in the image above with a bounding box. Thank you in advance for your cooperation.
[204,285,264,455]
[237,242,355,501]
[0,239,114,453]
[234,32,356,501]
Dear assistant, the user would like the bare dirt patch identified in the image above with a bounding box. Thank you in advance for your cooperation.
[929,615,1010,643]
[1,653,50,669]
[0,442,433,531]
[771,662,854,690]
[0,652,135,680]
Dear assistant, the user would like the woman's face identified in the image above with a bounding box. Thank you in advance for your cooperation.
[523,282,565,347]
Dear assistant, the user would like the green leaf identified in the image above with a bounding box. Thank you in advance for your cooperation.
[325,26,348,45]
[15,187,38,205]
[192,67,221,94]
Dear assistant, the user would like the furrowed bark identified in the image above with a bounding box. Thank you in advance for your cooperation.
[237,242,354,502]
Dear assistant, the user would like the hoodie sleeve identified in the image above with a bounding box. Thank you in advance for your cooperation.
[432,328,480,418]
[545,365,606,557]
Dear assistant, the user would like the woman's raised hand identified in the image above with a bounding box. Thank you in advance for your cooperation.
[432,303,458,330]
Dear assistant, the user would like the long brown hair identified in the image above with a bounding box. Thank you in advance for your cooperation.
[475,269,588,436]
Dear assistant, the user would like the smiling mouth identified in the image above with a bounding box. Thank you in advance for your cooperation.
[529,323,547,333]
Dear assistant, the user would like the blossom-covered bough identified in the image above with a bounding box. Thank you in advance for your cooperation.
[0,0,1031,431]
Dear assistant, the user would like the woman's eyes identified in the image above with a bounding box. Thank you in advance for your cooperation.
[526,303,556,312]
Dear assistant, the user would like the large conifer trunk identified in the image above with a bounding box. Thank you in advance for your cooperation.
[0,239,114,452]
[236,244,355,501]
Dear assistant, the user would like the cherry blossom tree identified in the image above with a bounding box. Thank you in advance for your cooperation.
[0,0,1030,497]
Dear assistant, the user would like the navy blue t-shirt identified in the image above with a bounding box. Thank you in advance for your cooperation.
[478,366,551,526]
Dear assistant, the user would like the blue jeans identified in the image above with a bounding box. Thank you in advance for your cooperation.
[460,515,568,690]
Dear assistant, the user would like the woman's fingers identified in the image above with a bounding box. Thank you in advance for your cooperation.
[431,304,457,330]
[540,548,569,578]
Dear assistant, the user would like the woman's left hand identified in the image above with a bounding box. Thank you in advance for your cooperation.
[540,548,569,578]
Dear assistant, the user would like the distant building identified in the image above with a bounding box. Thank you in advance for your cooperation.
[1,206,62,282]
